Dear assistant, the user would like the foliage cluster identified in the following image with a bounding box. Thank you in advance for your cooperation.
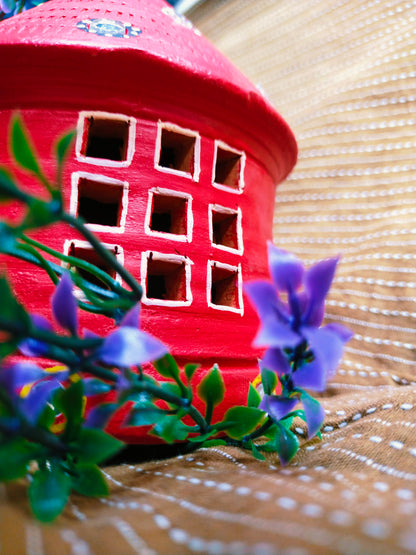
[0,116,352,521]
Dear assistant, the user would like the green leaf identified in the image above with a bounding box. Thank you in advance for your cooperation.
[0,438,36,481]
[0,274,31,333]
[70,463,109,497]
[29,465,71,523]
[222,406,265,440]
[197,365,225,408]
[54,380,84,441]
[55,130,75,168]
[71,428,124,464]
[0,167,29,203]
[160,381,182,399]
[128,405,165,427]
[37,403,58,430]
[184,363,199,383]
[23,199,56,229]
[251,442,266,461]
[273,423,299,465]
[152,415,189,444]
[0,222,18,256]
[261,367,278,396]
[10,115,44,179]
[154,354,180,382]
[200,439,227,448]
[247,383,261,408]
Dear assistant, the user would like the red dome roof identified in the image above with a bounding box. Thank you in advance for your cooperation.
[0,0,297,183]
[0,0,257,93]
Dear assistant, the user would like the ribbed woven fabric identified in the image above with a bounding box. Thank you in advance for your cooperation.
[1,2,416,554]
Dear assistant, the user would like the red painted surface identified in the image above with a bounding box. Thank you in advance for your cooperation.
[0,0,297,442]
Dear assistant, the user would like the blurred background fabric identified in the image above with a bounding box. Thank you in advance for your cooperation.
[2,1,416,554]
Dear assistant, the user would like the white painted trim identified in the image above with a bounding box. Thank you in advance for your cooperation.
[154,120,201,182]
[212,140,245,194]
[141,250,193,307]
[75,111,136,168]
[207,260,244,315]
[208,203,243,255]
[70,171,129,234]
[144,187,193,243]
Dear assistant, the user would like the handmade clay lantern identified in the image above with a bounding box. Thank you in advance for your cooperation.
[0,0,297,441]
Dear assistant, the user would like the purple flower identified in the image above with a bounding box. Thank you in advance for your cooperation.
[0,362,67,424]
[19,314,52,357]
[51,272,78,335]
[245,244,353,392]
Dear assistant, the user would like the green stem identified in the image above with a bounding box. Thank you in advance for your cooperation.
[62,213,141,299]
[245,417,274,441]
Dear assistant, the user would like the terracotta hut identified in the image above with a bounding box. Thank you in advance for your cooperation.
[0,0,297,440]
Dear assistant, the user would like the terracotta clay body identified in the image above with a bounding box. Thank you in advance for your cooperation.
[0,0,297,442]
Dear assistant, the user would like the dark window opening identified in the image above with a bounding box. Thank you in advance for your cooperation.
[69,243,117,289]
[150,194,188,235]
[214,147,242,189]
[77,177,124,226]
[146,258,186,301]
[211,210,238,249]
[159,128,195,174]
[82,117,130,161]
[210,265,238,308]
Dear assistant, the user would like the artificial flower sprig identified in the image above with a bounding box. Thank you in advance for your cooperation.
[0,115,353,522]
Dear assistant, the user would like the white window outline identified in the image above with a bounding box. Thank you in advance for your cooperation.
[145,187,193,243]
[212,140,245,194]
[70,172,129,234]
[62,239,124,299]
[207,260,244,315]
[75,111,136,168]
[208,204,243,255]
[154,120,201,182]
[141,251,193,308]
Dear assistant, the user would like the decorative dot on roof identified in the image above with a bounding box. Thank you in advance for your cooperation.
[76,18,141,38]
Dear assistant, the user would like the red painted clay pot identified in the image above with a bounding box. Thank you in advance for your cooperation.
[0,0,297,442]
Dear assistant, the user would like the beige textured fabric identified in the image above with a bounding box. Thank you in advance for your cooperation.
[1,1,416,553]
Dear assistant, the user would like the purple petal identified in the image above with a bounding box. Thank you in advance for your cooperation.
[0,363,46,394]
[260,348,291,376]
[300,393,325,438]
[85,403,116,429]
[293,359,326,392]
[51,273,78,335]
[303,257,339,325]
[97,327,168,367]
[83,328,100,340]
[245,281,289,323]
[254,316,301,349]
[325,322,354,343]
[259,394,298,422]
[0,0,15,13]
[268,244,304,293]
[21,379,61,424]
[120,304,141,328]
[302,325,347,379]
[19,314,52,357]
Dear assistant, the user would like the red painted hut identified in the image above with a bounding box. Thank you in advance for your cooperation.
[0,0,297,440]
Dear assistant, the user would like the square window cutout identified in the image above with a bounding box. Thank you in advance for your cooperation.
[209,205,242,253]
[156,122,200,180]
[208,262,243,314]
[65,241,122,290]
[146,188,192,241]
[72,173,128,230]
[76,112,135,166]
[142,252,192,306]
[213,142,245,193]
